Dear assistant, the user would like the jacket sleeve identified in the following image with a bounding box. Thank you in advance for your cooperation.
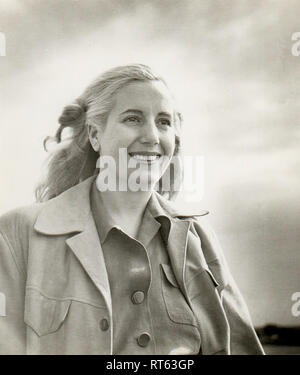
[0,215,27,354]
[193,218,265,355]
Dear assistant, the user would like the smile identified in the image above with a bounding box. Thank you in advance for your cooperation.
[128,152,162,163]
[131,154,160,161]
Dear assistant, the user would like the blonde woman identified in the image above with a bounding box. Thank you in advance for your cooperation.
[0,64,264,355]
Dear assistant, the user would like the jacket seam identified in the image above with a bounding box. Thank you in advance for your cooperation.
[0,229,25,278]
[185,268,207,287]
[26,285,107,309]
[185,257,221,286]
[207,257,219,264]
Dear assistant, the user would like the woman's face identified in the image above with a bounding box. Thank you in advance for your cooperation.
[95,80,177,191]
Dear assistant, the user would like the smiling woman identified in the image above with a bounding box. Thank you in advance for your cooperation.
[90,79,178,224]
[0,64,264,354]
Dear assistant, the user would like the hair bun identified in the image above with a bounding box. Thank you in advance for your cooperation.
[58,100,86,126]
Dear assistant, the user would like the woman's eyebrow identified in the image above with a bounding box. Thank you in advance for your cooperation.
[157,111,172,118]
[120,110,172,118]
[120,109,143,116]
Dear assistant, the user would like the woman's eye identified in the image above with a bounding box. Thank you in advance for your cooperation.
[124,116,140,124]
[158,118,171,127]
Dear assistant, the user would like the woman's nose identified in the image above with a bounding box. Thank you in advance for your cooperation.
[140,120,159,145]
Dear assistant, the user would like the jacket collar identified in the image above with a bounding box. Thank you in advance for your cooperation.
[34,176,94,235]
[34,175,208,235]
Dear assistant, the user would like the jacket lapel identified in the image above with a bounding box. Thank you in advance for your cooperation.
[65,212,112,320]
[153,192,230,354]
[166,219,191,295]
[151,191,206,291]
[184,228,230,354]
[34,176,112,322]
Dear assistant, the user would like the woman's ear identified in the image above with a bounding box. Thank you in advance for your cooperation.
[87,124,100,152]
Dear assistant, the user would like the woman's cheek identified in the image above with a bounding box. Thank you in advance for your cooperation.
[161,130,176,156]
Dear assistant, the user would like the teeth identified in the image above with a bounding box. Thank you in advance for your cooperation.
[131,154,160,161]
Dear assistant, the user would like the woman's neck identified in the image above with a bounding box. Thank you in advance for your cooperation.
[95,188,152,238]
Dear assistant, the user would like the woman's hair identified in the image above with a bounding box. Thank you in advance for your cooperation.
[35,64,183,202]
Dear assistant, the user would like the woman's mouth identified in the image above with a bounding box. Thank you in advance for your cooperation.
[128,152,162,163]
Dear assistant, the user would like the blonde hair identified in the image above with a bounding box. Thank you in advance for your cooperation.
[35,64,183,202]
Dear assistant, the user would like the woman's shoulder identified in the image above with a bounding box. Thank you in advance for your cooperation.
[0,203,47,272]
[0,202,46,239]
[188,215,226,262]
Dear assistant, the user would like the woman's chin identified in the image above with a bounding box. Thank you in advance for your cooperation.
[126,171,161,192]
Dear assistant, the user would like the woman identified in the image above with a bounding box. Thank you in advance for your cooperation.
[0,64,264,355]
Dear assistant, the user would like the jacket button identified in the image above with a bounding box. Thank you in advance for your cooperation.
[137,332,151,347]
[131,291,145,304]
[100,318,109,331]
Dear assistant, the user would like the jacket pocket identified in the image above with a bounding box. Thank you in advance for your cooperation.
[24,287,71,337]
[187,258,230,299]
[207,258,230,294]
[160,263,197,326]
[186,267,222,301]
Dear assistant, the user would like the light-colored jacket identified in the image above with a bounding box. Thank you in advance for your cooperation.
[0,176,264,354]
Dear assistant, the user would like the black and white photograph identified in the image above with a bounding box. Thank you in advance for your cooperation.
[0,0,299,357]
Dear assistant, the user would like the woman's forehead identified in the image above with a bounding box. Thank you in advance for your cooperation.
[112,80,175,114]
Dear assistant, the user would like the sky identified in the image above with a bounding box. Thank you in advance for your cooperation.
[0,0,300,326]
